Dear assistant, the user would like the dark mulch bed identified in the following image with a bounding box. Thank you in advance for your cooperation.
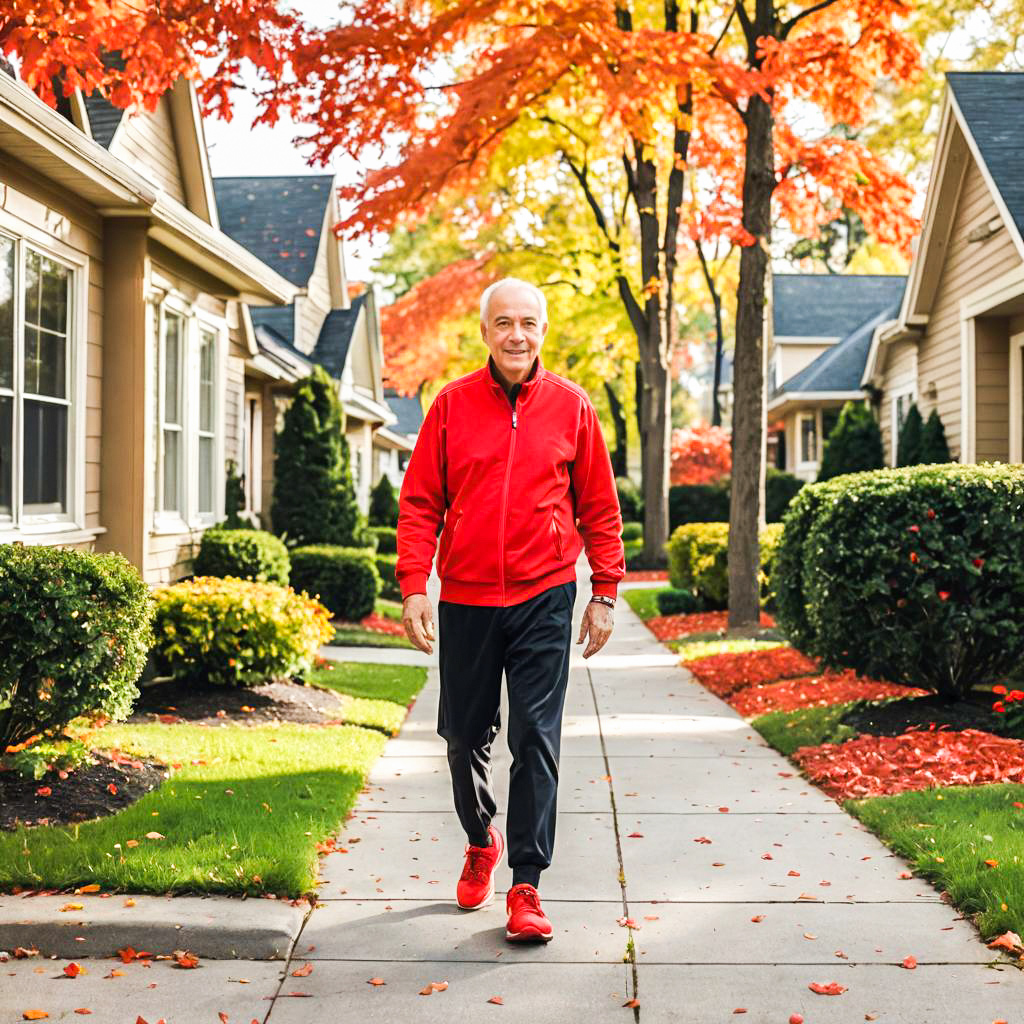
[0,748,169,831]
[125,677,347,727]
[839,688,1016,739]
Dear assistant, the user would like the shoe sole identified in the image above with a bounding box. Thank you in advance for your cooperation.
[505,927,553,943]
[456,831,505,911]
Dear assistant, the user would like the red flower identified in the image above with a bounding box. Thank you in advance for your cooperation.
[909,552,919,564]
[927,509,936,519]
[938,591,950,601]
[993,685,1008,695]
[973,558,985,568]
[993,701,1006,713]
[1009,690,1024,701]
[908,525,920,533]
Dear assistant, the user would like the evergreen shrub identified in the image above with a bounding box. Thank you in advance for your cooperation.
[290,545,380,621]
[817,401,884,481]
[193,528,290,585]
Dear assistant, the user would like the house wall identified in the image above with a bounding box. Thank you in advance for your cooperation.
[776,342,831,385]
[975,316,1011,463]
[898,155,1022,461]
[0,154,105,550]
[879,338,918,464]
[294,209,335,355]
[346,421,374,513]
[109,97,187,205]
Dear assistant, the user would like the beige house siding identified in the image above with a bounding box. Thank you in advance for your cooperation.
[0,154,105,545]
[907,156,1022,460]
[975,317,1011,462]
[776,342,830,384]
[879,338,917,464]
[110,98,187,205]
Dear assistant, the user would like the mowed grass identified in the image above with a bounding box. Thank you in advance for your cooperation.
[309,661,427,706]
[0,722,386,898]
[673,637,785,661]
[622,586,665,621]
[846,782,1024,940]
[751,701,861,756]
[332,627,413,648]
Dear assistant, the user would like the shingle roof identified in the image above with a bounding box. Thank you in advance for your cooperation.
[249,306,297,348]
[773,275,907,338]
[384,388,424,437]
[80,50,128,148]
[774,301,901,397]
[947,72,1024,244]
[311,294,366,378]
[212,175,334,287]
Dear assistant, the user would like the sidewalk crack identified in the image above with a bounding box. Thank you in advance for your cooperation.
[586,665,641,1020]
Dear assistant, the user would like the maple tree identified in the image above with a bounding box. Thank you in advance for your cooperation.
[2,0,921,624]
[670,423,732,485]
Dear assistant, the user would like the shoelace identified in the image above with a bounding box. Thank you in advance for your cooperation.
[512,886,541,912]
[461,844,492,884]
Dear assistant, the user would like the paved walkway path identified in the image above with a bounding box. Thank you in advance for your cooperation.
[3,561,1022,1023]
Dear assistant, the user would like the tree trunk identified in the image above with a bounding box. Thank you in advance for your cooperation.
[638,348,670,567]
[697,242,726,428]
[728,83,773,629]
[604,381,628,477]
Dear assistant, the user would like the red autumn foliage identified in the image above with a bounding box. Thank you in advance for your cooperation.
[686,648,820,696]
[622,570,670,583]
[670,424,732,486]
[647,611,775,642]
[349,612,406,637]
[727,672,928,718]
[792,728,1024,800]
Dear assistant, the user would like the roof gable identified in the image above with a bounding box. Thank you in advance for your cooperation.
[212,175,335,287]
[313,294,366,378]
[384,388,424,436]
[773,274,907,338]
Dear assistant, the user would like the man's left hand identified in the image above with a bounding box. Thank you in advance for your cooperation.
[577,600,614,659]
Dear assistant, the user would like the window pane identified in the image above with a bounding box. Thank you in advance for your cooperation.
[39,255,69,334]
[801,418,817,463]
[199,331,214,432]
[198,436,213,514]
[0,238,12,390]
[35,328,66,399]
[164,314,181,425]
[0,395,11,517]
[22,249,68,399]
[23,399,67,512]
[163,429,180,512]
[24,248,39,326]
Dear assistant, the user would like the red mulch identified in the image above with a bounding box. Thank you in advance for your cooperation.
[647,610,775,641]
[686,648,820,696]
[342,612,405,636]
[623,570,670,582]
[791,727,1024,800]
[728,671,929,717]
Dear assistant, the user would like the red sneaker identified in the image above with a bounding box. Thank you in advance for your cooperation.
[456,825,505,910]
[505,883,553,942]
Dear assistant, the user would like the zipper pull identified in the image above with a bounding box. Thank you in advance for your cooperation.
[512,410,518,429]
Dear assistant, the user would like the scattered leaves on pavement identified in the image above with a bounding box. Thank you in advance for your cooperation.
[808,981,847,995]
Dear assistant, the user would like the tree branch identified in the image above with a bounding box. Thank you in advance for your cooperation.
[780,0,841,39]
[558,149,619,253]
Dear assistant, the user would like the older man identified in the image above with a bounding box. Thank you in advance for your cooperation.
[396,277,625,943]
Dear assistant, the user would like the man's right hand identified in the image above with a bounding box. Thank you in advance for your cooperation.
[402,594,436,655]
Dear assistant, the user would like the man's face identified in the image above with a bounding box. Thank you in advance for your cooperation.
[480,283,548,384]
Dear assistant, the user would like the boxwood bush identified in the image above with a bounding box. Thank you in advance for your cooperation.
[376,553,401,601]
[621,521,643,542]
[0,545,153,749]
[193,527,290,585]
[368,526,397,554]
[669,483,730,530]
[656,587,701,615]
[667,522,782,608]
[774,463,1024,699]
[151,577,332,686]
[290,545,380,621]
[616,475,643,522]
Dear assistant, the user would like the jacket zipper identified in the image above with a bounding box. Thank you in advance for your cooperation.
[497,401,518,604]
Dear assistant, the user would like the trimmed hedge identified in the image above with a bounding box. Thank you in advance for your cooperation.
[669,471,803,530]
[290,545,380,622]
[621,521,643,542]
[375,553,401,601]
[368,526,397,554]
[152,576,332,686]
[766,469,804,523]
[667,522,782,608]
[369,474,400,527]
[616,476,643,522]
[774,463,1024,699]
[0,545,154,749]
[193,528,290,585]
[656,587,701,615]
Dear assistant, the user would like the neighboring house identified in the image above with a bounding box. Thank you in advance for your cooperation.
[767,274,907,479]
[863,71,1024,467]
[377,386,423,487]
[0,61,297,582]
[212,175,397,515]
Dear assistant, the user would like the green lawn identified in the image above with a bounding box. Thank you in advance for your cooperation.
[622,586,667,621]
[846,782,1024,940]
[0,722,385,898]
[375,598,403,621]
[673,637,785,661]
[309,660,427,708]
[332,627,413,648]
[750,701,861,756]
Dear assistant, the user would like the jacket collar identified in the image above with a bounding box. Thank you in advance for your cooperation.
[486,354,546,396]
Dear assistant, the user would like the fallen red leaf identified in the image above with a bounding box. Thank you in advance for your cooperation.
[22,1013,49,1020]
[172,950,199,969]
[63,962,83,977]
[487,995,504,1005]
[685,647,818,695]
[808,981,847,995]
[733,1010,747,1014]
[73,1012,91,1017]
[622,998,640,1008]
[902,955,917,969]
[627,832,644,838]
[367,977,386,986]
[750,915,765,923]
[647,611,774,643]
[219,1014,229,1023]
[986,931,1022,954]
[291,964,313,976]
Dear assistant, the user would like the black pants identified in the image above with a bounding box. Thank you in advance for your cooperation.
[437,581,576,884]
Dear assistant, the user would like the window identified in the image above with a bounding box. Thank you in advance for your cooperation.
[197,327,216,515]
[159,309,184,514]
[798,412,818,466]
[891,388,915,467]
[0,234,75,527]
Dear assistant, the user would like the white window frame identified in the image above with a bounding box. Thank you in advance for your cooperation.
[891,386,916,467]
[1010,331,1024,463]
[796,410,819,470]
[0,224,88,540]
[153,291,227,533]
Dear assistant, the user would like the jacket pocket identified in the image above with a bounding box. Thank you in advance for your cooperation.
[439,510,463,573]
[550,509,563,560]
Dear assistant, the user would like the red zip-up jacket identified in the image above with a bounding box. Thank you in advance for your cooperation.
[396,356,625,606]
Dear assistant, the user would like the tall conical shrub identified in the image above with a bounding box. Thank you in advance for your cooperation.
[271,365,363,547]
[817,401,884,481]
[368,474,399,527]
[920,408,951,463]
[897,402,924,467]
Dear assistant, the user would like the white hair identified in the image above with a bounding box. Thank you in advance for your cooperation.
[479,277,548,324]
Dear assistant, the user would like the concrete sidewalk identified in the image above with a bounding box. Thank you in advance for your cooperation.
[3,564,1023,1023]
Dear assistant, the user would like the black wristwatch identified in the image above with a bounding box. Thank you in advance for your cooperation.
[589,595,615,608]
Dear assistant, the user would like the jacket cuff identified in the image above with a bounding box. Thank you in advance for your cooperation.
[591,580,619,600]
[399,573,429,600]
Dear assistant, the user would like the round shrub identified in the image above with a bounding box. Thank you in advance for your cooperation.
[193,528,290,585]
[656,587,701,615]
[151,577,332,686]
[376,553,400,601]
[621,521,643,542]
[616,476,643,522]
[765,469,804,524]
[776,463,1024,699]
[368,526,398,554]
[290,545,380,621]
[669,483,730,530]
[0,545,153,749]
